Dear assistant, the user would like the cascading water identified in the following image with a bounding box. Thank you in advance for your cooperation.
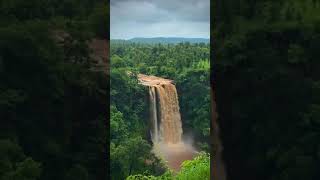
[139,74,183,144]
[138,74,196,171]
[149,86,159,143]
[155,84,182,144]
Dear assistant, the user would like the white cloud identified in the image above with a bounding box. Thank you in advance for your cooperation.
[110,0,210,39]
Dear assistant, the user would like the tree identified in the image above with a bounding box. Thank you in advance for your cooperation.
[0,139,41,180]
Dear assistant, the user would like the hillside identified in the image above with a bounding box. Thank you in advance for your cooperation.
[113,37,209,44]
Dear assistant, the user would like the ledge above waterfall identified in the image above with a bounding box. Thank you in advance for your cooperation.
[138,74,174,86]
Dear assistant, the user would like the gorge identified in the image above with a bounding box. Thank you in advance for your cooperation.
[138,74,196,171]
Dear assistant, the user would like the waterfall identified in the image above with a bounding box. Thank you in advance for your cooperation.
[151,84,183,144]
[139,74,195,171]
[149,86,159,143]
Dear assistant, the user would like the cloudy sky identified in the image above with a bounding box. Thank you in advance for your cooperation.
[111,0,210,39]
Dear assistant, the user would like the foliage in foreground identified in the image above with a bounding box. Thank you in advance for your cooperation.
[126,152,210,180]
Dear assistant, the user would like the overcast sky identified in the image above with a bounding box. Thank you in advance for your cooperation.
[111,0,210,39]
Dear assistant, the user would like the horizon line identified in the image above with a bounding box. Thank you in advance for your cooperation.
[111,36,210,40]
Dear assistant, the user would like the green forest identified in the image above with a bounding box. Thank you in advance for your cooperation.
[110,41,210,179]
[213,0,320,179]
[2,0,320,179]
[0,0,108,179]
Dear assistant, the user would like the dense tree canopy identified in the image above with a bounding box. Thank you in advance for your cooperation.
[0,0,108,179]
[213,0,320,180]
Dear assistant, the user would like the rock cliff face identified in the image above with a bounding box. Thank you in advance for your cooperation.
[52,30,109,74]
[212,85,227,180]
[88,39,109,74]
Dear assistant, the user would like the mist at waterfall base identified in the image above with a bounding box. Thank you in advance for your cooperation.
[152,134,198,172]
[138,74,198,172]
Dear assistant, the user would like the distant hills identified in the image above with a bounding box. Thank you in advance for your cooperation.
[111,37,210,44]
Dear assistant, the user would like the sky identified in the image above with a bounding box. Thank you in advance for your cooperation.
[110,0,210,39]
